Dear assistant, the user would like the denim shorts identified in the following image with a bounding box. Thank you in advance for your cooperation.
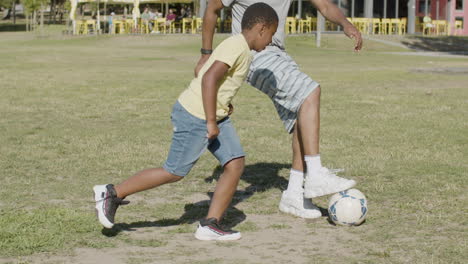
[163,101,245,177]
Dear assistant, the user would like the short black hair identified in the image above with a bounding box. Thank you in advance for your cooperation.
[241,2,279,30]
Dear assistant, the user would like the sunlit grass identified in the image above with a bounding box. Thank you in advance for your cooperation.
[0,32,467,263]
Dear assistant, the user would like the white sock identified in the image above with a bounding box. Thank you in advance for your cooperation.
[286,169,304,193]
[305,155,322,180]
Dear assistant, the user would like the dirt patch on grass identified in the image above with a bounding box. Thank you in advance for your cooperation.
[0,214,365,264]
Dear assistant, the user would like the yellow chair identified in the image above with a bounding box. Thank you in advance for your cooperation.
[423,22,435,35]
[113,20,125,34]
[169,20,181,33]
[75,20,85,35]
[216,17,221,32]
[399,18,407,35]
[434,20,448,35]
[139,19,150,34]
[181,18,193,34]
[380,18,391,34]
[354,18,371,34]
[453,20,463,35]
[224,18,232,32]
[389,18,401,35]
[83,20,96,34]
[285,17,297,34]
[124,19,135,33]
[325,20,336,31]
[310,17,317,31]
[153,18,167,34]
[371,18,381,34]
[193,17,203,34]
[298,17,312,33]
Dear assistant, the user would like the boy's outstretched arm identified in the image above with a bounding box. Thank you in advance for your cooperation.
[202,60,230,140]
[195,0,224,77]
[310,0,362,51]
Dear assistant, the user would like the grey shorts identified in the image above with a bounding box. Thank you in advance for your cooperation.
[247,46,320,133]
[163,101,245,177]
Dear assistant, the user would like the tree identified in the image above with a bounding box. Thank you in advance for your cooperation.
[21,0,48,30]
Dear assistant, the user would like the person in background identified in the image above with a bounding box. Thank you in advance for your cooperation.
[108,12,115,34]
[166,8,177,26]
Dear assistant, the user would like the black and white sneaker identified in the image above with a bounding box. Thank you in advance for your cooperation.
[93,184,129,228]
[194,218,241,241]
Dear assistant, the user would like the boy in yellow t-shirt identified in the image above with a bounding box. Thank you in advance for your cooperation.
[93,3,278,241]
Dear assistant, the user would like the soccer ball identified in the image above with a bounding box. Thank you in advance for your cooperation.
[328,189,368,226]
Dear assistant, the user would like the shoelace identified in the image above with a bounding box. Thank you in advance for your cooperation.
[96,195,130,205]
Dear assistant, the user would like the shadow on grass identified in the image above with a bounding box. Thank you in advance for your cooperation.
[102,162,328,236]
[401,36,468,54]
[0,23,27,32]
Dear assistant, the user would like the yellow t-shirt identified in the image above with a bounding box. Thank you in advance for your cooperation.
[178,34,252,120]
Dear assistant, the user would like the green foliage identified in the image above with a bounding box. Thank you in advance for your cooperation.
[0,0,13,9]
[20,0,48,14]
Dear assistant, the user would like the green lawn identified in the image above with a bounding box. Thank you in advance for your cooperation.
[0,31,467,263]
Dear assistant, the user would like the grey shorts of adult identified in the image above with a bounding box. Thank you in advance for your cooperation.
[247,45,319,134]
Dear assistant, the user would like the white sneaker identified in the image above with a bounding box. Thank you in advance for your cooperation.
[279,190,322,219]
[304,167,356,198]
[93,184,129,229]
[194,218,241,241]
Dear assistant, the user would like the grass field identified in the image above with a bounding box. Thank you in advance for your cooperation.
[0,30,467,264]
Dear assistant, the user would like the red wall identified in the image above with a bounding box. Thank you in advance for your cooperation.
[415,0,467,35]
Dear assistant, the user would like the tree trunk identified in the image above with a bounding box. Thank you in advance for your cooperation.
[31,10,37,31]
[49,0,55,24]
[11,0,16,24]
[26,13,29,31]
[59,3,63,23]
[40,4,44,29]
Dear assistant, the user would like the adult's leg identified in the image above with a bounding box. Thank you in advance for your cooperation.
[291,86,321,171]
[301,89,356,198]
[206,157,245,220]
[115,168,183,199]
[280,118,321,219]
[296,86,321,156]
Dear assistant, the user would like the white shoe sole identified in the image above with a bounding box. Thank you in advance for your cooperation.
[279,202,321,219]
[194,227,241,241]
[93,185,114,229]
[304,180,356,198]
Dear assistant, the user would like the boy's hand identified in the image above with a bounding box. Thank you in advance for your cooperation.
[206,121,219,140]
[195,54,211,77]
[343,24,362,52]
[228,104,234,115]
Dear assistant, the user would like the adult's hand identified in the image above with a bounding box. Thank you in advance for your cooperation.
[343,24,362,51]
[195,55,211,77]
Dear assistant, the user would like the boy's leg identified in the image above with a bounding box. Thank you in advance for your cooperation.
[195,157,244,241]
[94,101,209,228]
[94,169,181,229]
[115,168,182,199]
[206,157,244,220]
[195,117,244,241]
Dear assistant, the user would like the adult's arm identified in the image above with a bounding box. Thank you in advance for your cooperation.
[310,0,362,51]
[202,60,230,139]
[194,0,225,77]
